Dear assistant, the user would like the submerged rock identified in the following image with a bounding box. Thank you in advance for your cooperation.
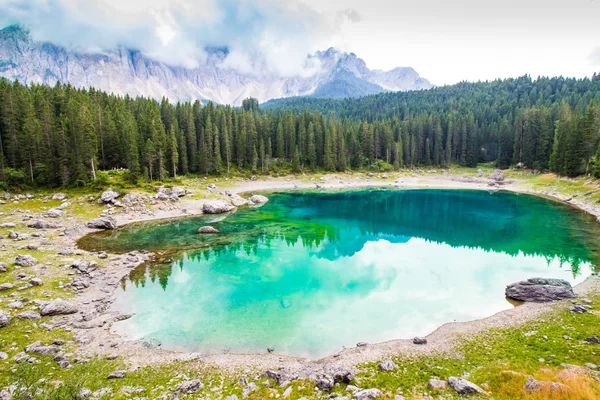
[505,278,575,302]
[447,377,484,394]
[87,217,117,230]
[203,200,235,214]
[198,226,220,234]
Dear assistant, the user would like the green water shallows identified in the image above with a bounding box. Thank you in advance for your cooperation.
[79,189,600,359]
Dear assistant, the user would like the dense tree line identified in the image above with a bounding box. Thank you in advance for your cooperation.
[1,75,600,188]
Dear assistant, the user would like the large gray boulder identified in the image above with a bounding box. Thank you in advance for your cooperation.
[46,208,65,218]
[99,189,120,204]
[202,200,235,214]
[87,217,117,230]
[488,169,505,182]
[0,310,11,328]
[15,254,37,267]
[51,193,66,200]
[40,299,78,316]
[447,377,484,394]
[505,278,575,302]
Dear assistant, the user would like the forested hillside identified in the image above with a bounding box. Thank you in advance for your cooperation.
[1,75,600,189]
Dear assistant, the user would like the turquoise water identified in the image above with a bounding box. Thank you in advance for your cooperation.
[79,189,600,358]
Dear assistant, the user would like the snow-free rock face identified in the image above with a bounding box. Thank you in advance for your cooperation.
[0,26,433,106]
[505,278,575,302]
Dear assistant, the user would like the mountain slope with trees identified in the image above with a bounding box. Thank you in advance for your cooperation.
[1,74,600,189]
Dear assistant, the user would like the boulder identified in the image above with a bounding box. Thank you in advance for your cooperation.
[413,337,427,345]
[71,259,99,274]
[40,299,78,316]
[172,187,186,197]
[379,360,398,372]
[0,283,13,291]
[0,310,11,328]
[15,254,37,267]
[488,169,505,182]
[231,196,249,207]
[505,278,575,302]
[203,200,235,214]
[0,223,16,228]
[46,208,65,218]
[121,193,137,204]
[197,226,220,234]
[332,368,355,384]
[0,262,7,273]
[249,195,269,205]
[428,378,448,391]
[524,377,569,393]
[87,217,117,230]
[99,189,120,204]
[175,380,204,394]
[52,193,66,200]
[17,311,41,320]
[353,388,383,399]
[447,377,484,394]
[27,219,61,229]
[107,370,127,379]
[315,378,333,391]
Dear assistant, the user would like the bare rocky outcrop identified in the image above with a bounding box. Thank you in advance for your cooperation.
[203,200,235,214]
[505,278,575,302]
[87,216,117,230]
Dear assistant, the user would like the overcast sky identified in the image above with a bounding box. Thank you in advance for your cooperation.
[1,0,599,85]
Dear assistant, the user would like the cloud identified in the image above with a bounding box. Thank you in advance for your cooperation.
[589,47,600,66]
[0,0,359,76]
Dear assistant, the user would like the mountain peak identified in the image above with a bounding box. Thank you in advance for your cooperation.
[0,26,433,104]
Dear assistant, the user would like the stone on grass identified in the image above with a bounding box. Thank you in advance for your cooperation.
[52,193,66,200]
[0,283,13,291]
[18,311,41,320]
[107,370,127,379]
[175,380,204,394]
[0,263,6,273]
[30,278,43,286]
[428,379,448,391]
[379,360,398,372]
[316,378,333,391]
[40,299,78,316]
[0,311,11,328]
[586,336,600,344]
[447,377,484,394]
[242,382,259,398]
[353,388,383,399]
[524,377,570,393]
[332,368,355,384]
[86,216,117,230]
[0,223,16,228]
[203,200,235,214]
[46,208,65,218]
[99,189,120,204]
[15,254,37,267]
[488,169,505,182]
[197,226,220,234]
[27,219,61,229]
[505,278,575,302]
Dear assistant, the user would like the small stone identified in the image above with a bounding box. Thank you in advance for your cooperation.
[585,336,600,344]
[353,388,383,399]
[413,337,427,345]
[356,342,368,347]
[30,278,43,286]
[447,377,484,394]
[379,360,398,372]
[17,311,41,320]
[175,380,204,394]
[0,283,13,291]
[315,378,333,391]
[428,379,448,391]
[107,370,127,379]
[0,311,11,328]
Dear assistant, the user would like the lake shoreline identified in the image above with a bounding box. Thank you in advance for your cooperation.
[22,172,600,377]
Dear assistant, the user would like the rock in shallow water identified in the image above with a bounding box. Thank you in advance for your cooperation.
[249,194,269,205]
[505,277,575,302]
[197,226,220,234]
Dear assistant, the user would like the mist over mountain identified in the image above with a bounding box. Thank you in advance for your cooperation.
[0,25,432,106]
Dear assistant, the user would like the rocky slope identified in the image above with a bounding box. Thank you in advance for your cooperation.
[0,25,432,105]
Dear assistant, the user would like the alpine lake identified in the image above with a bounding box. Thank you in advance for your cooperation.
[77,189,600,359]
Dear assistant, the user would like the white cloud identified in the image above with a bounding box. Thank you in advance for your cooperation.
[0,0,359,77]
